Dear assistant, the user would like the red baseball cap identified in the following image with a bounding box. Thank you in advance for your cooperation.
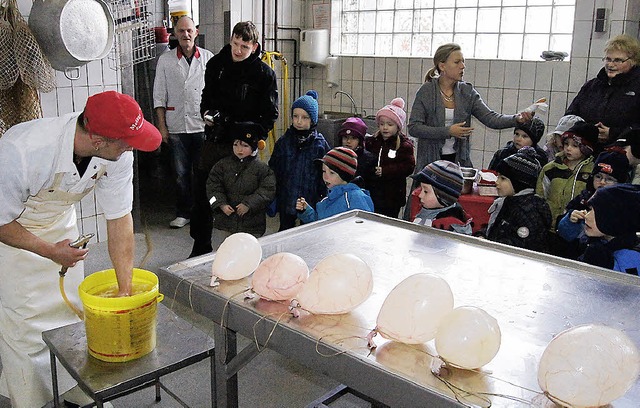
[84,91,161,152]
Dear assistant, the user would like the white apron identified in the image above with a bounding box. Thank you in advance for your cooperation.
[0,170,101,408]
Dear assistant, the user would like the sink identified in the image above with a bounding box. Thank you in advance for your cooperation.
[317,112,378,147]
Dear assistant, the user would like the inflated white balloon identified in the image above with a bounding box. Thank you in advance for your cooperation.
[435,306,501,369]
[251,252,309,301]
[376,273,454,344]
[295,253,373,314]
[538,324,640,407]
[210,233,262,283]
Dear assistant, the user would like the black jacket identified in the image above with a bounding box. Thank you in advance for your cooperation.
[200,43,279,140]
[566,65,640,143]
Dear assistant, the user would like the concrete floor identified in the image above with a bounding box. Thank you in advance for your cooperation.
[0,153,373,408]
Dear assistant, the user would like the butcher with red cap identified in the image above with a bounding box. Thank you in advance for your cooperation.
[0,90,159,407]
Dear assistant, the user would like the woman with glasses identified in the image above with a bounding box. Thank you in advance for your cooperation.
[566,34,640,148]
[556,149,630,260]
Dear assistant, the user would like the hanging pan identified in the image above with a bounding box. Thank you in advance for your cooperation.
[28,0,114,79]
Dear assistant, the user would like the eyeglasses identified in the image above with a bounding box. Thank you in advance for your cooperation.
[602,57,631,64]
[594,173,618,184]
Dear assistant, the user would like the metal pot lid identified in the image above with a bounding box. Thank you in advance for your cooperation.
[59,0,112,60]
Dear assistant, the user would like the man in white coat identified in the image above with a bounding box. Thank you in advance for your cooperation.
[0,91,161,407]
[154,16,213,229]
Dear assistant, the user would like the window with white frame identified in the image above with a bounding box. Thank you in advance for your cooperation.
[331,0,576,60]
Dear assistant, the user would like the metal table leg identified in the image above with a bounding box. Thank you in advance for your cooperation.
[50,350,61,408]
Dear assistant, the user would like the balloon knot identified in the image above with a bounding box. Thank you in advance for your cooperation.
[289,299,300,318]
[366,328,378,349]
[210,277,220,288]
[244,289,255,299]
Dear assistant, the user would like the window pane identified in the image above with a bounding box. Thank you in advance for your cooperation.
[523,34,548,60]
[528,0,553,5]
[393,34,413,56]
[358,34,375,55]
[377,11,394,32]
[478,0,501,6]
[433,33,454,50]
[501,7,525,33]
[414,9,433,32]
[375,34,393,55]
[454,34,476,56]
[343,12,359,33]
[552,6,575,34]
[377,0,394,10]
[456,0,478,7]
[526,6,552,33]
[415,0,434,8]
[395,10,414,32]
[455,8,477,33]
[396,0,414,8]
[435,0,455,7]
[433,8,454,32]
[550,34,572,54]
[498,34,523,59]
[477,8,500,32]
[360,12,376,32]
[342,34,359,54]
[412,34,433,56]
[360,0,376,10]
[475,34,499,59]
[343,0,359,11]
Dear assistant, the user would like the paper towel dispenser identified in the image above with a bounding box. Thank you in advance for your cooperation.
[300,29,329,67]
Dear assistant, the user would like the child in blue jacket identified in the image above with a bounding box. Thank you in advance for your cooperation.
[296,147,374,222]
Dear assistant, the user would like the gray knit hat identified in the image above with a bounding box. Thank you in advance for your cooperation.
[514,116,545,146]
[495,146,542,192]
[410,160,463,207]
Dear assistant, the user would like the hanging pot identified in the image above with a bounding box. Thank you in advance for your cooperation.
[28,0,114,77]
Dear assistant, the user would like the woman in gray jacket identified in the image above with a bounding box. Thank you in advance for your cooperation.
[408,43,532,171]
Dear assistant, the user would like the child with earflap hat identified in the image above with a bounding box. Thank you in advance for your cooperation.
[488,116,548,170]
[206,121,276,250]
[485,146,552,252]
[269,90,331,231]
[295,147,374,223]
[364,98,415,218]
[557,149,630,259]
[578,184,640,275]
[536,121,598,234]
[338,117,376,188]
[409,160,472,234]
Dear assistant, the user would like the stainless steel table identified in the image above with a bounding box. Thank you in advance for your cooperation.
[159,210,640,407]
[42,302,215,408]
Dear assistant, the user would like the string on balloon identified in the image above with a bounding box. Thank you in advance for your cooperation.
[251,311,290,352]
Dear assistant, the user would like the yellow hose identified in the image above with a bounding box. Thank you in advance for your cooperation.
[59,273,83,319]
[261,51,290,157]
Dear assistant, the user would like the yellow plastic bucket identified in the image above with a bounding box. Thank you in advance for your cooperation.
[78,268,164,362]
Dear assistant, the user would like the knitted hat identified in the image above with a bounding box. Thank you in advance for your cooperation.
[592,150,630,183]
[613,127,640,159]
[562,122,599,157]
[514,116,545,146]
[231,121,266,151]
[410,160,463,207]
[495,146,542,192]
[338,117,368,143]
[376,98,406,131]
[554,114,584,135]
[292,90,319,125]
[317,147,358,182]
[588,184,640,236]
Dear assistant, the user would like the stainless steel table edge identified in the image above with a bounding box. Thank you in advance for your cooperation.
[157,266,464,408]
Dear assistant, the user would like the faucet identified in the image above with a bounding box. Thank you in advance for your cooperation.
[333,91,359,117]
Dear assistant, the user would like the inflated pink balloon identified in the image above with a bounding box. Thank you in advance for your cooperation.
[210,233,262,283]
[538,324,640,407]
[295,253,373,315]
[251,252,309,301]
[376,273,453,344]
[435,306,501,369]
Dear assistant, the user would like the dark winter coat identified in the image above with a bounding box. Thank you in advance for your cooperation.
[488,141,548,171]
[566,65,640,143]
[579,233,640,274]
[413,204,472,234]
[353,145,377,190]
[200,43,279,141]
[485,192,552,253]
[269,127,331,216]
[364,132,415,211]
[206,155,276,236]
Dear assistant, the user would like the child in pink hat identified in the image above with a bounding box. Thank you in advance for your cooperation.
[364,98,415,218]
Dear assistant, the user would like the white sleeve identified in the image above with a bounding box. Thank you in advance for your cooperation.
[94,151,134,220]
[152,55,168,109]
[0,141,30,226]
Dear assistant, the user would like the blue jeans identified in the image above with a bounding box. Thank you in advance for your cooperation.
[168,132,205,218]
